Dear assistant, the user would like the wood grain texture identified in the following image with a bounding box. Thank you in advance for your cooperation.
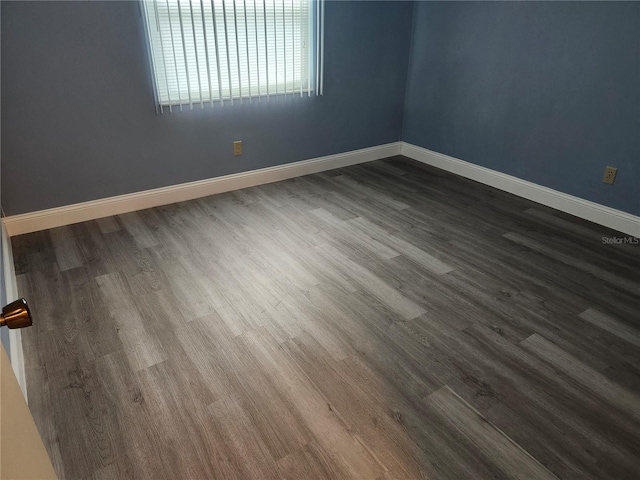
[14,156,640,479]
[578,307,640,349]
[424,386,557,480]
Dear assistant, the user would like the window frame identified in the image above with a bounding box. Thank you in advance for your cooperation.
[141,0,322,112]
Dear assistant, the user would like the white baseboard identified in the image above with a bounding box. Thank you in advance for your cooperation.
[4,141,637,238]
[4,142,401,236]
[400,142,640,238]
[2,221,28,401]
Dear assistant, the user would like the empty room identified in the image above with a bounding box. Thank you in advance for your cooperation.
[0,0,638,478]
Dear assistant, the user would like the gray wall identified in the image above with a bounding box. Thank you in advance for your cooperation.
[403,1,640,216]
[3,1,639,218]
[1,0,413,215]
[0,0,7,356]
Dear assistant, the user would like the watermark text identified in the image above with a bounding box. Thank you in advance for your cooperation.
[602,236,639,245]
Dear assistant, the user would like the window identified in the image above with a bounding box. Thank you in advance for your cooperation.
[141,0,324,112]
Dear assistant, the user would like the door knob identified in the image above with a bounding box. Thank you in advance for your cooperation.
[0,298,33,329]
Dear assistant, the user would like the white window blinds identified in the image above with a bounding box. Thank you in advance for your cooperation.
[141,0,324,113]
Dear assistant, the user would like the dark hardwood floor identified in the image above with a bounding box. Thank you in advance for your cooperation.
[13,156,640,479]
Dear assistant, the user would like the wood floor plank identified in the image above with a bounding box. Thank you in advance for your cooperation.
[95,272,167,371]
[134,361,222,479]
[424,386,558,480]
[520,333,640,423]
[315,244,426,321]
[578,307,640,349]
[222,340,313,460]
[118,211,161,249]
[47,362,124,479]
[348,216,454,275]
[503,232,640,295]
[310,208,400,261]
[16,156,640,479]
[64,267,121,360]
[239,328,386,480]
[281,333,425,480]
[95,216,121,235]
[50,225,84,271]
[433,325,640,479]
[333,174,411,211]
[277,441,351,480]
[95,351,170,480]
[22,365,68,478]
[208,394,281,479]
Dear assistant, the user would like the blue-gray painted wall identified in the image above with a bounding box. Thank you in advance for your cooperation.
[0,0,7,356]
[403,1,640,216]
[1,0,413,215]
[2,1,639,218]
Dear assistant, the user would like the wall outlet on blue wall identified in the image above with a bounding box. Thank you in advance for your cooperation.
[603,166,618,185]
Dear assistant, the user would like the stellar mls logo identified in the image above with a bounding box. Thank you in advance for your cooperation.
[602,236,639,245]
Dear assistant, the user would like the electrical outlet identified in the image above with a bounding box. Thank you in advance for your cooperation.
[233,141,243,156]
[603,166,617,185]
